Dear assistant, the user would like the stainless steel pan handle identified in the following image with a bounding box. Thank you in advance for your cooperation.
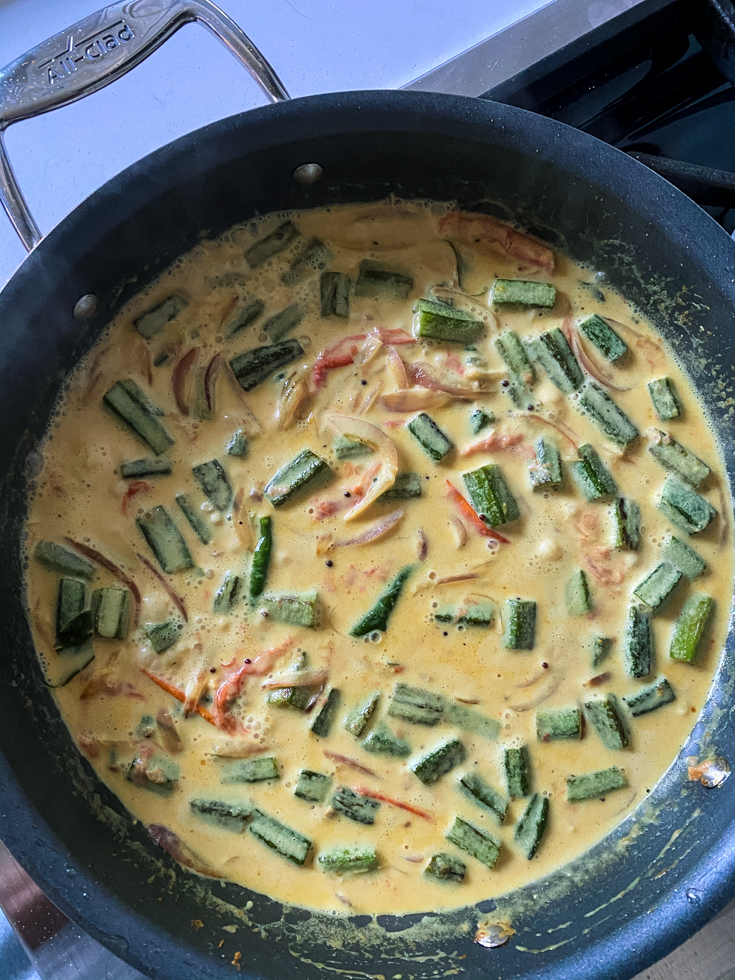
[0,0,290,252]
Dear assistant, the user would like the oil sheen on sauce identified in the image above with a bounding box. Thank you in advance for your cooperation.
[24,201,733,917]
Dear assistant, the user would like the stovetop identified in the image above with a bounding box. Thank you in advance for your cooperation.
[3,0,735,978]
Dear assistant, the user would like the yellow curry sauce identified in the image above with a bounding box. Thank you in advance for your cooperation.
[24,201,732,916]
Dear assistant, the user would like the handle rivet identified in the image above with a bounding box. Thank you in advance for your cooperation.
[73,293,98,320]
[293,163,323,185]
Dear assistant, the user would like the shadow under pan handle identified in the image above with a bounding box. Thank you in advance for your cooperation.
[0,0,290,252]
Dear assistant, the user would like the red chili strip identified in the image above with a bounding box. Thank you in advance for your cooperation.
[141,668,216,727]
[444,481,510,544]
[121,480,151,516]
[137,552,188,622]
[353,785,433,821]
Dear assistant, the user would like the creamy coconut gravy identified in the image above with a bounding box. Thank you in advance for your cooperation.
[24,201,732,916]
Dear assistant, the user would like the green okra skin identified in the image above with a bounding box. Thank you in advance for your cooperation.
[514,793,550,859]
[333,435,372,460]
[119,379,166,417]
[407,413,454,462]
[611,497,641,550]
[570,444,618,501]
[425,852,466,882]
[34,541,95,579]
[190,798,254,832]
[331,786,381,824]
[503,598,537,650]
[120,458,172,479]
[661,534,706,580]
[623,605,654,678]
[495,330,536,386]
[127,753,179,795]
[591,636,613,669]
[245,220,300,268]
[470,407,495,435]
[379,472,422,502]
[503,745,531,798]
[192,460,233,513]
[310,689,341,737]
[226,429,249,458]
[670,594,714,663]
[575,380,639,447]
[434,602,494,628]
[230,339,305,392]
[56,578,92,649]
[387,683,444,725]
[623,676,676,716]
[648,377,682,421]
[565,568,593,616]
[136,506,193,574]
[143,620,182,653]
[349,565,414,636]
[579,314,628,362]
[264,303,304,342]
[463,463,520,527]
[414,298,483,344]
[267,686,316,710]
[445,816,502,869]
[175,493,212,545]
[213,572,242,614]
[224,297,265,339]
[134,294,188,339]
[354,261,413,299]
[584,694,629,750]
[318,845,379,875]
[658,477,716,535]
[219,757,280,784]
[649,433,710,488]
[361,722,411,757]
[567,766,627,803]
[536,707,582,741]
[249,516,272,601]
[633,562,682,612]
[281,237,332,286]
[264,449,332,506]
[410,738,466,785]
[492,279,556,309]
[458,772,507,824]
[344,691,381,737]
[257,590,320,628]
[529,438,563,490]
[248,811,311,866]
[103,380,174,455]
[320,271,351,317]
[443,701,501,741]
[294,769,332,803]
[529,328,584,393]
[93,587,130,639]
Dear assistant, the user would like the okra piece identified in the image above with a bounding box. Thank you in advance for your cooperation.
[134,294,188,339]
[294,769,332,803]
[537,707,582,741]
[503,598,537,650]
[333,435,372,460]
[175,493,212,545]
[579,314,627,362]
[224,297,265,339]
[570,444,618,501]
[56,578,92,649]
[226,429,249,458]
[192,460,233,513]
[361,721,410,757]
[443,702,500,741]
[320,271,351,317]
[264,303,304,342]
[661,534,706,580]
[415,298,483,343]
[407,413,453,462]
[119,379,165,416]
[136,506,193,574]
[311,689,341,737]
[34,541,94,579]
[267,686,315,710]
[379,471,422,501]
[463,463,520,526]
[623,605,653,678]
[127,753,178,794]
[219,757,279,784]
[425,852,466,882]
[567,766,627,803]
[445,816,502,869]
[120,458,172,479]
[584,694,628,750]
[249,516,272,601]
[575,380,639,447]
[331,786,380,825]
[143,619,182,653]
[670,594,714,662]
[611,497,640,550]
[529,438,563,490]
[648,377,681,421]
[230,339,304,391]
[103,380,174,455]
[410,738,466,784]
[190,798,254,832]
[514,793,550,859]
[93,587,130,639]
[249,811,311,866]
[503,745,531,798]
[623,676,676,716]
[349,565,413,636]
[633,562,682,612]
[354,261,413,299]
[649,433,710,488]
[492,279,556,309]
[591,636,613,669]
[566,568,593,616]
[264,449,332,506]
[257,590,319,628]
[213,572,242,614]
[344,691,380,737]
[388,683,443,725]
[470,407,495,435]
[245,220,300,268]
[495,330,536,387]
[530,328,583,393]
[282,237,331,286]
[458,772,507,824]
[319,845,379,875]
[434,602,494,628]
[658,477,716,535]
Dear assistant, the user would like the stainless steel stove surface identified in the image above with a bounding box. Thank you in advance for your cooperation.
[2,0,735,977]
